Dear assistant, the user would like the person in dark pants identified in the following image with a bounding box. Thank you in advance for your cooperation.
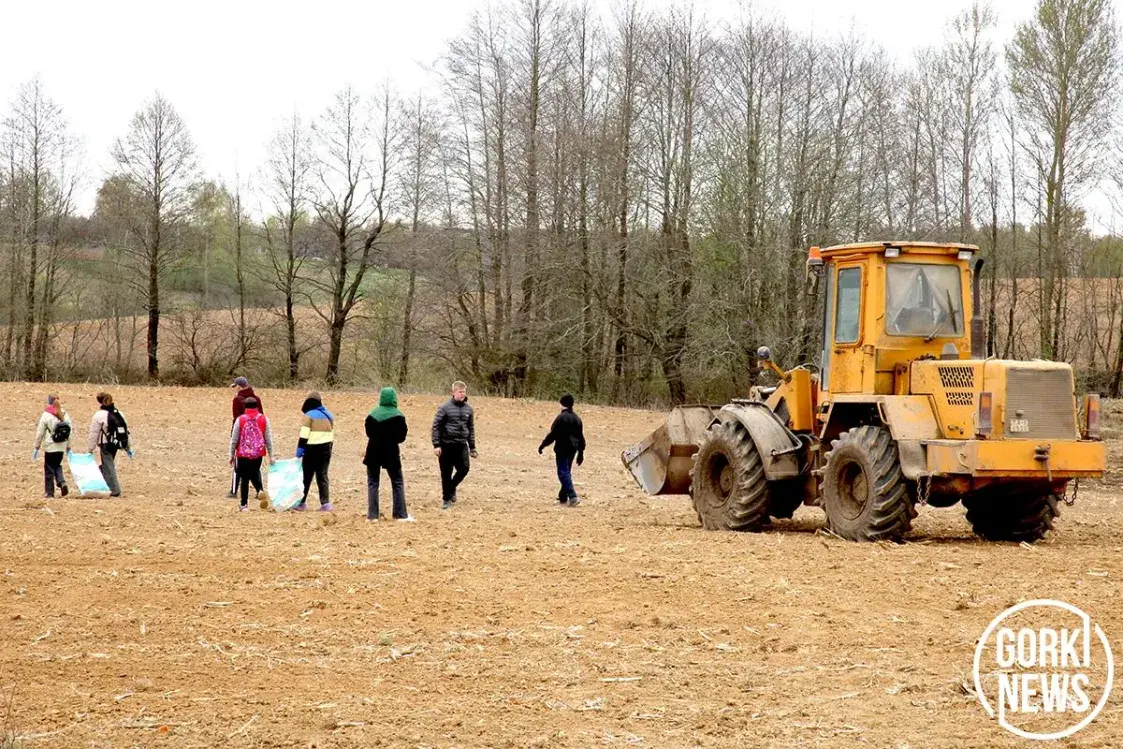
[228,376,264,497]
[364,386,413,521]
[229,397,274,511]
[87,393,133,497]
[431,381,477,510]
[295,391,334,511]
[33,394,72,498]
[538,393,586,506]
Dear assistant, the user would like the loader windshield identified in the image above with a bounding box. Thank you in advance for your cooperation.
[885,263,963,337]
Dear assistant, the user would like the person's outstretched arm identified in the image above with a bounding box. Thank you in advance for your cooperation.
[539,414,560,454]
[467,407,476,452]
[229,419,241,462]
[431,405,444,448]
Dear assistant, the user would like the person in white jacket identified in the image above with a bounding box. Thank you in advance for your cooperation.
[33,394,72,497]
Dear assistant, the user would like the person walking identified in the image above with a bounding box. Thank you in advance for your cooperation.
[33,394,72,498]
[229,396,274,512]
[295,391,334,512]
[431,381,477,510]
[364,386,412,521]
[538,393,586,507]
[228,377,264,497]
[87,393,133,497]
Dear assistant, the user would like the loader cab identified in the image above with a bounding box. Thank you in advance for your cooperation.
[815,242,976,397]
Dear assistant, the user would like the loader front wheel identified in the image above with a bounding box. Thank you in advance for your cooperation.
[963,488,1059,542]
[822,426,914,542]
[691,419,771,531]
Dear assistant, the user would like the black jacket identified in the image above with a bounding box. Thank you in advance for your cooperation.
[364,414,408,466]
[539,408,586,458]
[431,398,476,449]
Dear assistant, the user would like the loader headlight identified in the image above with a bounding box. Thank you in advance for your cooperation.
[958,249,974,261]
[977,391,993,437]
[884,246,900,258]
[1083,393,1102,440]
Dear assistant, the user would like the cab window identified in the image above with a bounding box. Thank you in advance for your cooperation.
[885,263,963,337]
[834,267,862,344]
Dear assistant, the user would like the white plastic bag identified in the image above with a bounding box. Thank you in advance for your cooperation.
[267,458,304,511]
[68,452,111,496]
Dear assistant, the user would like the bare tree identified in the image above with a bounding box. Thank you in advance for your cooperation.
[3,78,73,380]
[1007,0,1119,358]
[945,2,997,240]
[110,92,199,378]
[396,94,442,388]
[260,113,312,381]
[309,86,395,384]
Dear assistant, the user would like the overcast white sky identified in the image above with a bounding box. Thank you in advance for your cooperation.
[3,0,1103,225]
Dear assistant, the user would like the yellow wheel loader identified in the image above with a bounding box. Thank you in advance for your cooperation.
[622,241,1106,542]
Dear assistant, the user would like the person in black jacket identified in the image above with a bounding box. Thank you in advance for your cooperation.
[538,393,586,506]
[431,381,477,510]
[364,387,412,521]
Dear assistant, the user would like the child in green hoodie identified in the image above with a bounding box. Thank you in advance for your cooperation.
[363,387,412,521]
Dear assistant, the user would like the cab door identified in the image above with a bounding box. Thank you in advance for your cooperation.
[828,264,866,393]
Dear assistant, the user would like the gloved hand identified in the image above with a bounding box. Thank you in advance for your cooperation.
[538,444,544,455]
[66,448,72,456]
[32,449,39,461]
[576,452,584,466]
[470,449,479,459]
[126,449,135,459]
[295,447,305,459]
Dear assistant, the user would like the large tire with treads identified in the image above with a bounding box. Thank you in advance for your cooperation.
[691,418,772,531]
[821,426,914,541]
[962,487,1059,542]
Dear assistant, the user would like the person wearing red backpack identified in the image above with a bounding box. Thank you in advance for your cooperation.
[228,396,274,512]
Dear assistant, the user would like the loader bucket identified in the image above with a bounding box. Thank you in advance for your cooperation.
[622,405,720,495]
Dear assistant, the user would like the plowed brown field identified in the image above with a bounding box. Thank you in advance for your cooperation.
[1,384,1120,748]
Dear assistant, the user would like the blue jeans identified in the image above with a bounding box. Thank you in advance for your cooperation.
[556,454,577,500]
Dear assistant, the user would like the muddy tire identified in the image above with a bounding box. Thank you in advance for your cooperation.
[963,488,1059,542]
[691,418,771,531]
[821,426,914,542]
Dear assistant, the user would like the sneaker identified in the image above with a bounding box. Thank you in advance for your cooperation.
[226,491,237,499]
[319,502,334,512]
[44,492,54,499]
[567,497,581,507]
[442,500,452,510]
[293,502,307,512]
[258,491,270,510]
[60,485,69,497]
[239,505,249,512]
[367,516,380,522]
[395,515,417,522]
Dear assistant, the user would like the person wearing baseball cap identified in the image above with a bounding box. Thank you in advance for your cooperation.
[228,377,264,497]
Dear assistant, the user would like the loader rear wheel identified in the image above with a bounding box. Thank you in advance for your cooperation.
[821,426,914,542]
[963,488,1059,542]
[691,419,771,531]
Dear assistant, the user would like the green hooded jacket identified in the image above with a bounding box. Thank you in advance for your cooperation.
[369,387,404,422]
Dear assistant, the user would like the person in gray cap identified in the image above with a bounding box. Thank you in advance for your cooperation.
[228,377,264,496]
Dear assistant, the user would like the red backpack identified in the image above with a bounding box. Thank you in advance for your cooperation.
[236,413,268,458]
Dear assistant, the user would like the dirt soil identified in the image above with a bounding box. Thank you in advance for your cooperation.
[1,384,1121,748]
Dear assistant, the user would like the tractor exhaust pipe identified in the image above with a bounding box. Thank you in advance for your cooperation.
[970,256,985,358]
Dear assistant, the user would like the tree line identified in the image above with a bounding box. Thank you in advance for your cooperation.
[2,0,1122,405]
